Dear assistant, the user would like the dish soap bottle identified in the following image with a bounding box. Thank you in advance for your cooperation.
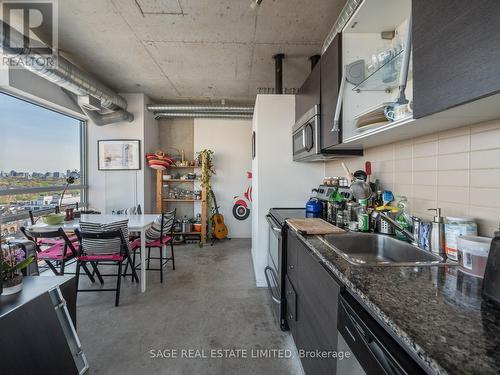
[395,196,412,242]
[358,199,370,232]
[428,208,446,258]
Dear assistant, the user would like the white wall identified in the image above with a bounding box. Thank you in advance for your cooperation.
[87,93,159,213]
[194,118,253,238]
[252,95,324,287]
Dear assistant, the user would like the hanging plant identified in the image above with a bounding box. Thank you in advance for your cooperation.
[196,149,215,244]
[196,149,215,191]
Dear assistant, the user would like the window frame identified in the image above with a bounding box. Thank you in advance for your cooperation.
[0,91,88,224]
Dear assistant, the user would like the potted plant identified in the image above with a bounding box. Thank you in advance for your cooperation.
[0,243,34,295]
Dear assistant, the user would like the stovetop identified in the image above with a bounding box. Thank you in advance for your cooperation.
[269,208,306,226]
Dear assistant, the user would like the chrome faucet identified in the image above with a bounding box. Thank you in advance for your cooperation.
[372,211,414,242]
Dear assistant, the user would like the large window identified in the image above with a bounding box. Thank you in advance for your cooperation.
[0,92,86,238]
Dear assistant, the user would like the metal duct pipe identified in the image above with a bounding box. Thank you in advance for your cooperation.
[81,107,135,126]
[273,53,285,95]
[147,105,254,113]
[1,20,132,118]
[154,112,253,120]
[310,55,321,71]
[321,0,363,54]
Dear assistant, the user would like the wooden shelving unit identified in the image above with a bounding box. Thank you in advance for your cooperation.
[155,157,209,245]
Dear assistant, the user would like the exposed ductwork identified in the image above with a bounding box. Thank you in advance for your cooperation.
[0,20,134,125]
[153,112,253,120]
[273,53,285,95]
[147,104,254,120]
[81,106,135,125]
[147,105,254,113]
[321,0,363,54]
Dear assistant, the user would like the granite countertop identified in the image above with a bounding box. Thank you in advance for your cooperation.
[298,233,500,375]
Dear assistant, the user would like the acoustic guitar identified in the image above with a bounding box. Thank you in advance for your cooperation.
[210,190,228,240]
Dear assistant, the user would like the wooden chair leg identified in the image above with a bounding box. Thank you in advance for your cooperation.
[115,261,122,307]
[147,247,151,269]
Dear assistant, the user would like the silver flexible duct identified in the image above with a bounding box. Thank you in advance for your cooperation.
[147,105,254,113]
[81,107,135,125]
[154,112,253,120]
[1,20,133,124]
[321,0,363,54]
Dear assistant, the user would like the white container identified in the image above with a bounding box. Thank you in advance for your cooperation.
[445,217,477,261]
[457,236,492,278]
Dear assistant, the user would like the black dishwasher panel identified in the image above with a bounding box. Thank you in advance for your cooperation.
[338,293,426,375]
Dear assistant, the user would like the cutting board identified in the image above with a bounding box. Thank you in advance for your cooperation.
[286,218,345,235]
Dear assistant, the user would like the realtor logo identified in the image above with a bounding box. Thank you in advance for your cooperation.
[0,0,58,69]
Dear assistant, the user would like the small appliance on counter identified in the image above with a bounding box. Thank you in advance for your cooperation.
[312,184,352,223]
[482,236,500,305]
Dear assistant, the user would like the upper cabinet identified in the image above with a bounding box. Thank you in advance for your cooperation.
[305,0,500,150]
[295,62,321,122]
[320,35,342,150]
[412,0,500,118]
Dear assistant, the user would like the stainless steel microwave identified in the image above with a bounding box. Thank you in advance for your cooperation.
[292,105,363,162]
[292,105,321,161]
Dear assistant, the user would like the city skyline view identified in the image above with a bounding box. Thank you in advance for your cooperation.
[0,93,81,173]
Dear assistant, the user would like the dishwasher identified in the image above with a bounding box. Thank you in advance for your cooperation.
[337,292,427,375]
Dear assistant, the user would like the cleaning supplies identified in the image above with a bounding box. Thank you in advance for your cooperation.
[444,217,478,261]
[395,196,412,242]
[382,190,394,206]
[357,199,370,232]
[429,208,446,258]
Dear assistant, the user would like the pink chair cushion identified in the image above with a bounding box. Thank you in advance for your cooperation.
[37,243,79,260]
[38,235,78,246]
[78,254,124,261]
[130,235,172,249]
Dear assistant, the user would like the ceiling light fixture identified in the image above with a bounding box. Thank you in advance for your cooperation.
[250,0,263,10]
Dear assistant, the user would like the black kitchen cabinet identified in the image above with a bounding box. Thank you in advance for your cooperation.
[320,34,342,150]
[295,61,321,123]
[412,0,500,118]
[286,230,341,375]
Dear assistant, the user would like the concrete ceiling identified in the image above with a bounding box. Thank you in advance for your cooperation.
[57,0,346,104]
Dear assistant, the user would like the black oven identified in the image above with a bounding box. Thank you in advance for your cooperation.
[265,208,306,331]
[265,213,284,328]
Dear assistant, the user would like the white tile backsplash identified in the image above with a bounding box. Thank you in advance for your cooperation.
[324,118,500,236]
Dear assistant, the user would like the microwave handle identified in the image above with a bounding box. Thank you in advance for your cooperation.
[302,128,307,149]
[305,123,314,152]
[332,72,346,132]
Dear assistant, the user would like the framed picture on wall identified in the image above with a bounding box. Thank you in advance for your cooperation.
[98,139,141,170]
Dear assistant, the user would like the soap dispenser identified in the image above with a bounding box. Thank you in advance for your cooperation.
[428,208,446,258]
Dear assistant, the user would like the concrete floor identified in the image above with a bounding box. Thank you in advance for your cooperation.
[75,239,303,375]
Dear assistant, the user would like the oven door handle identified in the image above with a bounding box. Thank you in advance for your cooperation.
[265,214,282,233]
[264,266,281,304]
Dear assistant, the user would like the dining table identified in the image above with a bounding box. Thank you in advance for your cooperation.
[28,214,159,293]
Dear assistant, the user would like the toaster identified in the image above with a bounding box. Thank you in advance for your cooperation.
[482,236,500,305]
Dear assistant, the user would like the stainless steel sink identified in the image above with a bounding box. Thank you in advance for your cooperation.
[319,232,444,267]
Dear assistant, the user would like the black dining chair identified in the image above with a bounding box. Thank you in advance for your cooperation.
[74,228,138,306]
[20,226,96,280]
[128,210,176,283]
[27,208,78,246]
